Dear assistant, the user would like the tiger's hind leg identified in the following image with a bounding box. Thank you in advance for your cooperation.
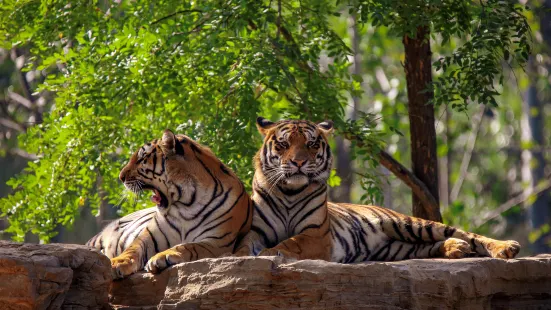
[370,238,471,261]
[370,206,521,259]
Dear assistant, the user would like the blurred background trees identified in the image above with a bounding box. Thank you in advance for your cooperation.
[0,0,548,255]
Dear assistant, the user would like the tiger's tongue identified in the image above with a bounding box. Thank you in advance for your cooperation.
[151,189,162,204]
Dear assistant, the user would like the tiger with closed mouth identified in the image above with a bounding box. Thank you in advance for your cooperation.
[234,117,521,262]
[87,129,252,278]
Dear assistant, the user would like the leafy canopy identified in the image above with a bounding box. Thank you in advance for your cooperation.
[0,0,530,241]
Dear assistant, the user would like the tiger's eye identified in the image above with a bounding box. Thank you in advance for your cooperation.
[279,142,289,149]
[307,141,319,148]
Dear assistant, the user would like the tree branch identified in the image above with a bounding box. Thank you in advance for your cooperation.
[7,90,33,109]
[378,150,441,219]
[9,148,38,160]
[150,9,203,25]
[0,117,25,132]
[449,105,485,202]
[474,177,551,228]
[343,132,440,218]
[10,49,33,102]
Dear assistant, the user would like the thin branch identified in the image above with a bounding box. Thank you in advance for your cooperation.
[10,48,42,123]
[343,132,440,218]
[450,105,485,202]
[0,117,25,132]
[10,49,33,102]
[7,90,33,109]
[474,177,551,228]
[150,9,203,25]
[377,150,441,220]
[9,148,39,160]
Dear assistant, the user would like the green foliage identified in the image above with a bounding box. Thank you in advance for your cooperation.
[350,0,531,111]
[0,0,531,241]
[327,169,342,187]
[0,0,379,241]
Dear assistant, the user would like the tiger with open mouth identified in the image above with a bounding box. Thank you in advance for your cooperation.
[234,117,521,263]
[87,129,252,278]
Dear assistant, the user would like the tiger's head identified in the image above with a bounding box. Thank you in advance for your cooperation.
[255,117,334,188]
[119,129,231,210]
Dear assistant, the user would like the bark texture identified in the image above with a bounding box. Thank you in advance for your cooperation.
[403,26,442,222]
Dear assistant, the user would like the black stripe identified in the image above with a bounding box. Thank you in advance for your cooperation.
[165,214,182,236]
[444,226,456,238]
[185,188,232,239]
[404,217,423,242]
[197,216,233,240]
[202,188,245,228]
[137,170,154,180]
[389,244,404,261]
[251,225,272,248]
[426,225,436,242]
[234,199,253,252]
[427,242,438,257]
[470,238,477,251]
[194,243,216,256]
[147,228,160,253]
[403,243,417,259]
[252,202,279,243]
[255,186,287,226]
[154,216,171,249]
[372,239,395,261]
[175,140,185,156]
[392,221,407,241]
[333,230,350,263]
[290,201,325,229]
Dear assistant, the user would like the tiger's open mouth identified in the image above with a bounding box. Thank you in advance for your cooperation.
[150,188,169,208]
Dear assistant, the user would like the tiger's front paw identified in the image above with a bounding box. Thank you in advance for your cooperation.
[145,248,186,274]
[489,240,521,259]
[258,248,299,260]
[440,238,471,259]
[111,255,139,279]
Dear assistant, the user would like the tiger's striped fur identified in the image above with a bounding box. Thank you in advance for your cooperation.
[234,118,521,262]
[87,130,252,278]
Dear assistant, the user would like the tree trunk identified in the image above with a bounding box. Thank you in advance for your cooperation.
[521,55,550,253]
[439,106,450,209]
[333,14,360,203]
[403,26,442,222]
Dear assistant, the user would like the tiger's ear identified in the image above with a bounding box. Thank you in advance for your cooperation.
[256,116,277,136]
[161,129,176,155]
[317,120,334,135]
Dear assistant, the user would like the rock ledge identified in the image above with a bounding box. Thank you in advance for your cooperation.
[0,241,111,310]
[110,254,551,310]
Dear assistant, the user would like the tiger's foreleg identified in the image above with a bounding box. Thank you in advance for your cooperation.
[145,239,231,274]
[111,230,155,279]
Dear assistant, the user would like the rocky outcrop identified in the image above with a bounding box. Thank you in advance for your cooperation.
[110,255,551,310]
[0,241,111,309]
[1,240,549,309]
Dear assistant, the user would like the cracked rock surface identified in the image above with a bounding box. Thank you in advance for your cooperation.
[110,254,551,310]
[1,240,549,310]
[0,241,111,310]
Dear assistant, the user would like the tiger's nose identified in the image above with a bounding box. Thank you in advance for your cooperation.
[290,159,306,167]
[119,170,127,183]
